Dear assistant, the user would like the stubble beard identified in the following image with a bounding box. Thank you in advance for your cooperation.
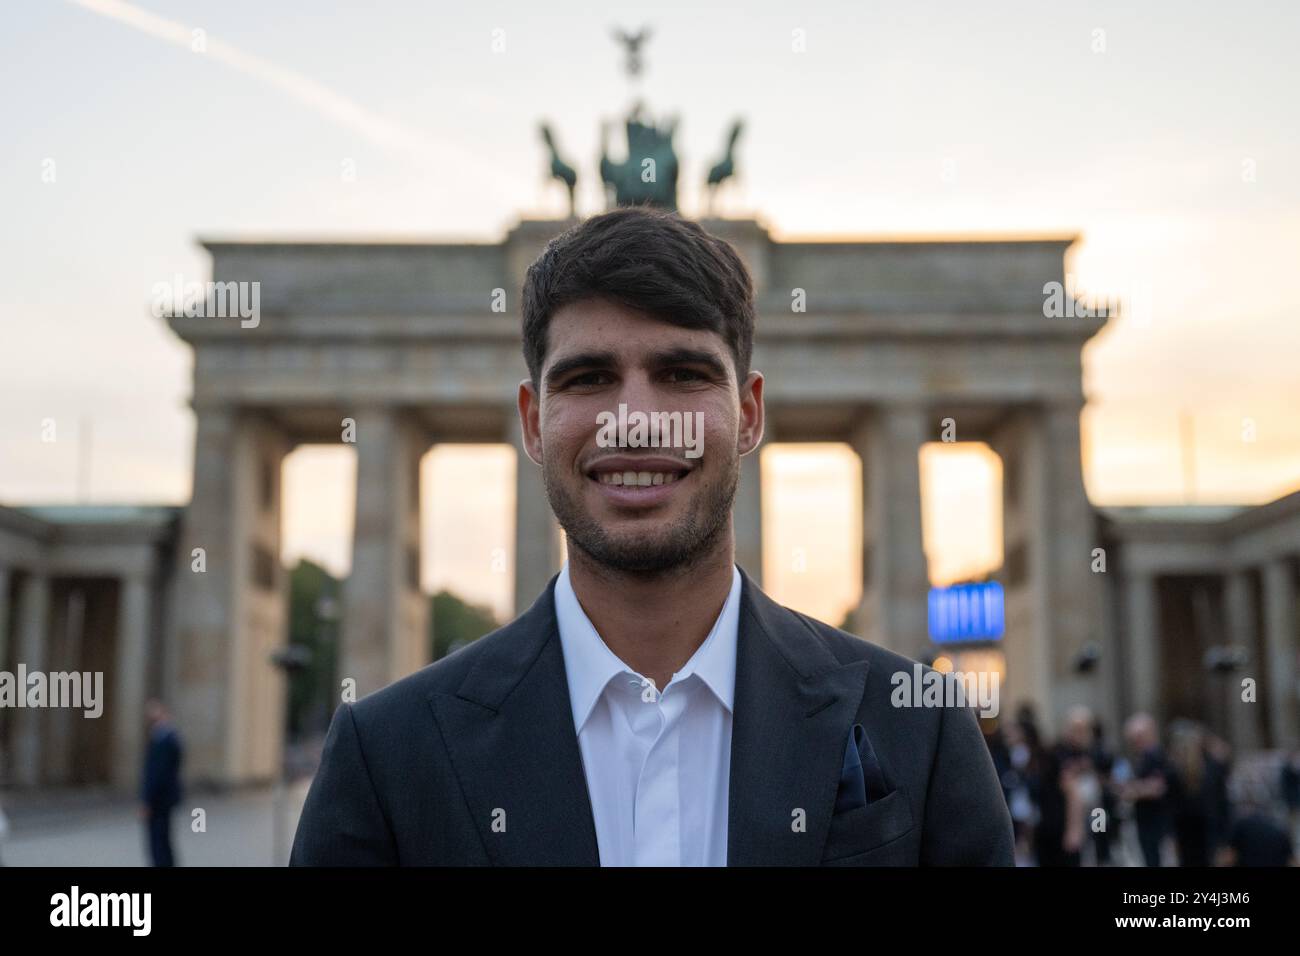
[543,454,739,575]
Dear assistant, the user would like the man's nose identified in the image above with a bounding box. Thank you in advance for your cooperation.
[611,373,661,417]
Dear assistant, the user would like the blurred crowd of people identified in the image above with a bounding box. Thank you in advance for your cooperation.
[984,705,1299,866]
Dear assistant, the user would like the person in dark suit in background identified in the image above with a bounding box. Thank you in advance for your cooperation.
[1166,719,1229,866]
[1035,706,1099,867]
[1123,713,1170,867]
[140,698,183,867]
[291,207,1014,867]
[1222,801,1295,867]
[1089,716,1118,865]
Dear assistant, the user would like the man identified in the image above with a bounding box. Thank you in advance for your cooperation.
[1221,801,1295,867]
[290,207,1014,866]
[1035,706,1100,867]
[1121,712,1170,867]
[140,699,183,867]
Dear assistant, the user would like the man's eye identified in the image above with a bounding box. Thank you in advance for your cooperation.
[568,371,611,387]
[666,368,705,383]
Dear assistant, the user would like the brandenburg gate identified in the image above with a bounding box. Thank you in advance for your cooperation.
[166,218,1108,787]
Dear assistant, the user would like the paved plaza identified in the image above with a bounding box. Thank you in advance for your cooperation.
[0,778,310,867]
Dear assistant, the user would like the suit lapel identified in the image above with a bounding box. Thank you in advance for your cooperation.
[428,567,869,867]
[429,576,600,865]
[727,567,871,865]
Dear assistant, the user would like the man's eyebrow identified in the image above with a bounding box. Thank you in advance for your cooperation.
[544,350,620,385]
[650,348,730,376]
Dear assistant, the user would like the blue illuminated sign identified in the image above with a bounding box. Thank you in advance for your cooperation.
[928,582,1005,643]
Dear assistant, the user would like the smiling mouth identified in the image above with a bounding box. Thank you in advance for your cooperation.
[585,460,693,488]
[590,469,688,487]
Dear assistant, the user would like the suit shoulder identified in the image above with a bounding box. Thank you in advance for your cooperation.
[783,605,926,676]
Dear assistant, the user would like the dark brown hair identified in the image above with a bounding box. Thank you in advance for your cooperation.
[521,205,755,388]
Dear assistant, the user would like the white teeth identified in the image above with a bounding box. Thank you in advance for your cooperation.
[594,469,685,486]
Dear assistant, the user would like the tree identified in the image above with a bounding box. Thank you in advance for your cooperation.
[286,565,498,738]
[287,559,340,738]
[430,590,498,661]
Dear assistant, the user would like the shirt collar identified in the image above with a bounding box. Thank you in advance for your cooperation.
[554,562,742,733]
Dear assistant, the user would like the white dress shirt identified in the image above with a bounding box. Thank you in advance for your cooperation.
[554,562,741,866]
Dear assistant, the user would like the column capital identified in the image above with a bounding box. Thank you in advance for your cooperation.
[1263,554,1297,575]
[1036,399,1085,429]
[1127,566,1158,584]
[869,398,931,417]
[119,570,157,589]
[852,401,932,445]
[17,570,51,591]
[1224,564,1257,582]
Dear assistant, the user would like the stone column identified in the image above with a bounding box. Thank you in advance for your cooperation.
[1125,571,1161,720]
[173,406,235,786]
[45,586,85,785]
[1095,561,1125,741]
[173,406,290,787]
[1261,559,1299,750]
[112,575,152,791]
[342,407,430,698]
[733,423,769,585]
[12,572,51,787]
[0,564,11,671]
[992,412,1048,729]
[1224,570,1263,754]
[992,403,1099,734]
[174,406,239,786]
[509,411,563,616]
[852,404,929,658]
[1041,402,1103,716]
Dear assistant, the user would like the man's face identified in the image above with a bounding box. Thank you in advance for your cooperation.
[1125,719,1155,754]
[1064,712,1094,750]
[518,297,763,574]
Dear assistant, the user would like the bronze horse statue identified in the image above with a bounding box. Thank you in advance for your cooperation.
[539,123,578,219]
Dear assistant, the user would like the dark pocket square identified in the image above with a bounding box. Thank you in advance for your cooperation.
[835,723,890,813]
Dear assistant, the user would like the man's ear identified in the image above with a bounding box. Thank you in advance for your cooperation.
[517,379,544,466]
[738,370,765,456]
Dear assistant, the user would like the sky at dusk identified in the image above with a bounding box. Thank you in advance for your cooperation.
[3,0,1297,622]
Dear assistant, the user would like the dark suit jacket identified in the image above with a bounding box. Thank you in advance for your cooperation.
[141,724,183,812]
[290,568,1014,866]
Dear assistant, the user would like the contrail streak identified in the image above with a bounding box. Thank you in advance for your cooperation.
[68,0,481,170]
